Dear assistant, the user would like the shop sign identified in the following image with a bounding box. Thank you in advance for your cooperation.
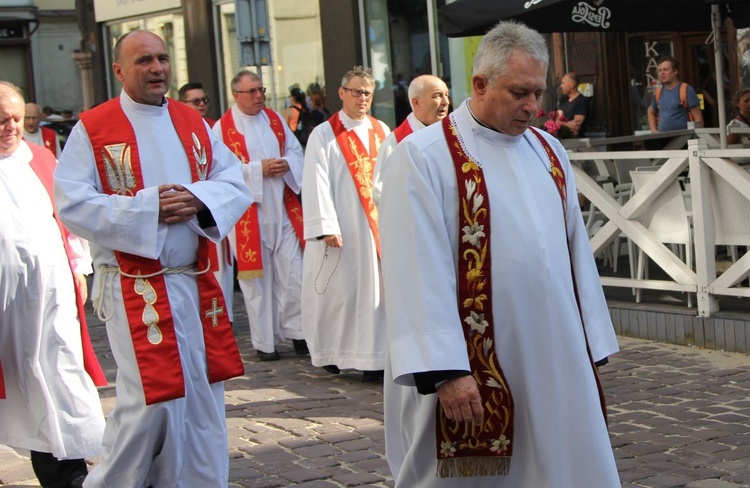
[0,24,25,39]
[93,0,181,22]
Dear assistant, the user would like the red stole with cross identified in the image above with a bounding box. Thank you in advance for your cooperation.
[393,117,414,144]
[219,107,304,280]
[328,112,385,256]
[80,97,244,405]
[437,117,607,477]
[41,127,58,155]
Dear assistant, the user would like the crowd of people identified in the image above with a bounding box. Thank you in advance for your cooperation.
[20,19,745,488]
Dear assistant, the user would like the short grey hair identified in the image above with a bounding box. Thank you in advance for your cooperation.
[231,70,261,92]
[472,21,548,86]
[341,66,374,89]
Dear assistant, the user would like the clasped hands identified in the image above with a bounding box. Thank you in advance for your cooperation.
[262,158,289,178]
[158,184,206,224]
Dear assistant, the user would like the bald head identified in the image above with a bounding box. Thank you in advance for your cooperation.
[408,75,450,126]
[0,82,26,156]
[112,30,172,106]
[24,102,42,134]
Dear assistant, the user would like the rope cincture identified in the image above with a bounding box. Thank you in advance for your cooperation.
[93,260,211,322]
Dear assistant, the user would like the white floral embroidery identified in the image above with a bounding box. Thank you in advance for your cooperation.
[472,193,484,215]
[464,311,488,334]
[440,441,457,457]
[486,377,503,389]
[490,435,511,454]
[461,222,485,248]
[483,337,493,357]
[465,179,476,200]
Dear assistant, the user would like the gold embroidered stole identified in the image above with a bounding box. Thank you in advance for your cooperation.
[438,115,514,478]
[329,113,385,256]
[80,97,244,405]
[219,107,304,280]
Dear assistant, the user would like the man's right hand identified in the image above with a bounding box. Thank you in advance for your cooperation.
[437,375,484,424]
[322,234,343,248]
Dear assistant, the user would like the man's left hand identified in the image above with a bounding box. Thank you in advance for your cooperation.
[158,183,206,224]
[73,272,88,303]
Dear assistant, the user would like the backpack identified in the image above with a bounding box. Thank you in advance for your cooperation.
[654,82,693,121]
[292,105,316,146]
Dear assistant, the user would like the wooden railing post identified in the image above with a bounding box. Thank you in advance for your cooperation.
[689,139,719,317]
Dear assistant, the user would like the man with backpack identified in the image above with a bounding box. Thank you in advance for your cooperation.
[648,56,703,132]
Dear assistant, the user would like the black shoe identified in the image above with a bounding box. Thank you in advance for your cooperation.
[362,370,384,382]
[257,350,280,361]
[292,339,309,355]
[322,364,340,375]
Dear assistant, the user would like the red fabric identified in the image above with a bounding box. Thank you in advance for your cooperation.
[328,113,386,256]
[79,98,242,405]
[393,118,414,144]
[26,142,108,387]
[41,127,58,155]
[218,107,304,277]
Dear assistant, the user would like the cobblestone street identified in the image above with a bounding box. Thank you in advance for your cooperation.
[3,290,750,487]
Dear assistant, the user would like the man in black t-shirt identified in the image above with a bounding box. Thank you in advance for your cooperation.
[557,72,589,137]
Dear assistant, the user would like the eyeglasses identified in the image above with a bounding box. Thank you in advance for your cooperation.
[184,97,209,106]
[341,87,373,99]
[234,87,267,96]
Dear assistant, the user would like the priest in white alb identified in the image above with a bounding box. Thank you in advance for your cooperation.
[0,81,105,488]
[301,67,391,380]
[54,30,253,487]
[379,21,620,487]
[213,69,307,362]
[372,74,450,206]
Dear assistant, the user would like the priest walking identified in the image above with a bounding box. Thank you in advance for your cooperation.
[379,21,620,487]
[0,81,106,488]
[301,67,391,380]
[213,69,308,361]
[54,30,253,487]
[372,74,450,206]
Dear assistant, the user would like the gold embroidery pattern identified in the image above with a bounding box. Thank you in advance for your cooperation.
[238,216,259,263]
[192,132,208,180]
[134,275,163,345]
[205,297,224,327]
[436,119,513,478]
[346,136,374,201]
[102,143,137,196]
[226,128,247,163]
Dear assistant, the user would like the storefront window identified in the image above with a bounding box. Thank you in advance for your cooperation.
[361,0,454,127]
[214,0,325,116]
[104,11,187,99]
[628,35,673,131]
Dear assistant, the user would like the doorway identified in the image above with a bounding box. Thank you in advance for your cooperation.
[683,33,730,129]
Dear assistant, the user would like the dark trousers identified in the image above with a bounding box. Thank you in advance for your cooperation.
[30,451,87,488]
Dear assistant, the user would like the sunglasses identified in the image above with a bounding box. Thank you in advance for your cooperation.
[185,97,209,106]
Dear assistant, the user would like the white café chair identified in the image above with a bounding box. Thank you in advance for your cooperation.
[629,167,693,307]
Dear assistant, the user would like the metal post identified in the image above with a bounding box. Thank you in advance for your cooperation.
[712,4,728,149]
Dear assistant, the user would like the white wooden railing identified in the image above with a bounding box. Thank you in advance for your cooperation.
[566,133,750,318]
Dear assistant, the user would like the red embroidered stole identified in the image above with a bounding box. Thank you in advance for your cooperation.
[529,127,608,423]
[41,127,57,155]
[80,97,244,405]
[219,107,304,280]
[438,116,513,478]
[393,118,414,143]
[329,112,385,255]
[26,143,108,388]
